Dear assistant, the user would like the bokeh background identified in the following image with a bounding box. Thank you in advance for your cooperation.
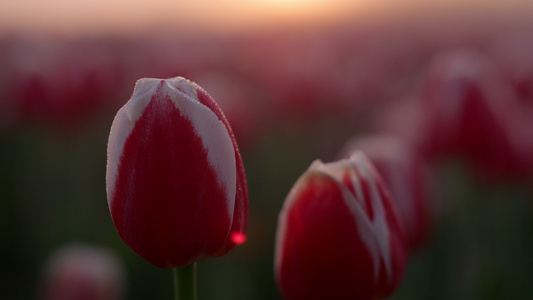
[1,1,533,299]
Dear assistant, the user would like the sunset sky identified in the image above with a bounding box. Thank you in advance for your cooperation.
[1,0,531,36]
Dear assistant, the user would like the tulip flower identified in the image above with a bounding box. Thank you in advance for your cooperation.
[419,49,521,180]
[40,244,126,300]
[275,153,406,300]
[106,76,248,269]
[340,135,432,252]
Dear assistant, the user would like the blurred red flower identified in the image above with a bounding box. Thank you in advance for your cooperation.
[340,135,432,252]
[419,49,523,180]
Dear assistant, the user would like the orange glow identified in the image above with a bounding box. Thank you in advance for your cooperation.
[0,1,384,36]
[0,0,531,36]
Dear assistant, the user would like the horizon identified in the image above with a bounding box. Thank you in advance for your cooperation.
[1,1,531,37]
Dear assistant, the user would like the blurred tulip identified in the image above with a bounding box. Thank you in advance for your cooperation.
[106,76,248,268]
[275,153,406,300]
[340,135,432,252]
[40,244,126,300]
[1,37,124,129]
[419,49,521,180]
[490,34,533,178]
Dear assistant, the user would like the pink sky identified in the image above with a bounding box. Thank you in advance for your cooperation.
[0,0,531,36]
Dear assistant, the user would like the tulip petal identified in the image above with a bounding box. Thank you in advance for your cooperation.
[195,85,249,253]
[315,156,394,284]
[276,168,375,300]
[275,154,406,300]
[106,77,240,268]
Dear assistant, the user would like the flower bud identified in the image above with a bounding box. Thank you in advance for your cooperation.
[106,76,248,268]
[420,49,519,180]
[275,153,406,300]
[340,135,432,252]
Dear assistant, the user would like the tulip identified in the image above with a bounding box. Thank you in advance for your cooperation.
[40,244,126,300]
[275,153,406,300]
[106,76,248,269]
[419,49,521,180]
[340,135,432,252]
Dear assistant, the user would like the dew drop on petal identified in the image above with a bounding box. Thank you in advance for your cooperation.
[230,232,247,245]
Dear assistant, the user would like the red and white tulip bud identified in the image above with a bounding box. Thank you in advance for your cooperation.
[275,153,406,300]
[340,135,432,252]
[106,76,248,268]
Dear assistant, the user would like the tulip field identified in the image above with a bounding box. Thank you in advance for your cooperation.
[1,6,533,300]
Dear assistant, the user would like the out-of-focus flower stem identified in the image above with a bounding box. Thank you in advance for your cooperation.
[173,263,197,300]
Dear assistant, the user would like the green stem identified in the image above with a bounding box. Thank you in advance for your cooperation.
[173,263,197,300]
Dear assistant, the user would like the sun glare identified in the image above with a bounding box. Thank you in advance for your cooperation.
[0,0,527,36]
[0,0,372,36]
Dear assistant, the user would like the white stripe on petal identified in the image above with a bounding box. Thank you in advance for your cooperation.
[350,153,392,282]
[164,77,237,221]
[275,157,395,285]
[321,161,380,273]
[106,78,159,205]
[320,154,393,284]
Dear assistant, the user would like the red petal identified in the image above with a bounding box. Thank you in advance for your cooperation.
[277,172,375,300]
[110,83,231,268]
[196,87,249,253]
